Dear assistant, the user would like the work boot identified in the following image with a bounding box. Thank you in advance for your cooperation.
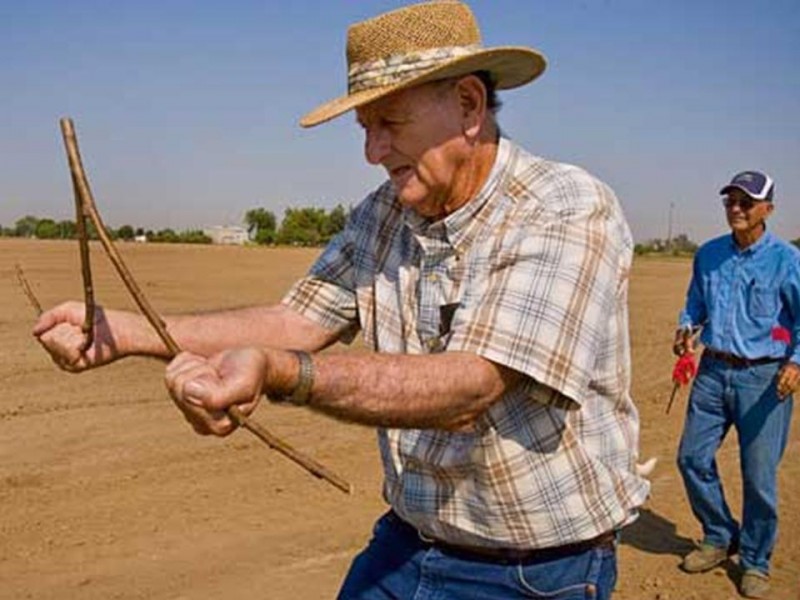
[680,543,731,573]
[739,570,770,599]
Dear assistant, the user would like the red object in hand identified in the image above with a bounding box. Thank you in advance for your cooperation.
[672,353,697,386]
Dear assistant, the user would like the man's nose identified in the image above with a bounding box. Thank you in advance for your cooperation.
[364,126,391,165]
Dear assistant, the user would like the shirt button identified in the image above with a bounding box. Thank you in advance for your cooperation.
[406,458,420,470]
[426,338,442,352]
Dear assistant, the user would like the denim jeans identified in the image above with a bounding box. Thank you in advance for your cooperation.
[337,511,617,599]
[677,354,793,574]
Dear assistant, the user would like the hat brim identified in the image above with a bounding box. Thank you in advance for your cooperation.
[719,184,773,201]
[299,46,546,128]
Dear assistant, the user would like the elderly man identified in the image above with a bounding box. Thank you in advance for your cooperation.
[35,2,649,598]
[674,171,800,599]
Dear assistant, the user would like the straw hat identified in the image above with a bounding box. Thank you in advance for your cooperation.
[300,1,547,127]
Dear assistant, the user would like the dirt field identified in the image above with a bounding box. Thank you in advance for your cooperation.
[1,238,798,600]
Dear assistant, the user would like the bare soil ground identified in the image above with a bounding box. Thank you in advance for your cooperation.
[1,238,798,600]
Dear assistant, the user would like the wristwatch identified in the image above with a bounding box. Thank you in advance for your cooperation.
[282,350,315,406]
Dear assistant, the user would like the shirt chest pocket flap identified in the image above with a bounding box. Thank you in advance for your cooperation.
[749,283,778,318]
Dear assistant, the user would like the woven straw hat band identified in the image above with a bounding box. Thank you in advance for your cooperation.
[347,2,482,93]
[299,1,546,127]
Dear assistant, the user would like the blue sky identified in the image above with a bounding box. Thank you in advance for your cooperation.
[2,0,798,243]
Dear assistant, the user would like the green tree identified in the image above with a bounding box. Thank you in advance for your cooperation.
[56,220,77,239]
[14,215,39,237]
[117,224,135,241]
[245,208,277,245]
[277,207,327,246]
[793,238,800,250]
[179,229,212,244]
[150,228,179,243]
[35,218,60,239]
[324,204,348,240]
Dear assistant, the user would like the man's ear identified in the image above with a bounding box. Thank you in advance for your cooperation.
[455,75,487,140]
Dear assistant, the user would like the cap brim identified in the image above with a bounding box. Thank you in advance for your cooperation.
[299,46,546,128]
[719,184,772,201]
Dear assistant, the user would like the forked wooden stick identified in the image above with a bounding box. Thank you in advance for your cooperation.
[72,178,95,352]
[15,264,43,316]
[58,117,352,494]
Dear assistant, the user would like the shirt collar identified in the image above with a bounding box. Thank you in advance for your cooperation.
[728,228,773,256]
[404,136,513,252]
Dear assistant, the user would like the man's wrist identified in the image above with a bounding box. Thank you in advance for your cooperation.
[279,350,315,406]
[122,311,160,358]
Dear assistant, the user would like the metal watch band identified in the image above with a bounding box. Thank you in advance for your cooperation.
[286,350,314,406]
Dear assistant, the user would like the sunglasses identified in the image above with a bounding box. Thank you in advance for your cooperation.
[722,196,766,211]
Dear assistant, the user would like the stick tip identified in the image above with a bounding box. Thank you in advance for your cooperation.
[59,117,75,134]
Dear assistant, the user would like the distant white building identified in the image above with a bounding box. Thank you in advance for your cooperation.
[204,225,249,245]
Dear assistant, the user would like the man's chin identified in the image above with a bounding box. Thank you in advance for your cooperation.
[398,200,426,215]
[395,191,426,211]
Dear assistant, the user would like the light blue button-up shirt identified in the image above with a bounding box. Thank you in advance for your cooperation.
[679,230,800,364]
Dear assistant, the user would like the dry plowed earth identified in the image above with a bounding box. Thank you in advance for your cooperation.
[1,239,797,599]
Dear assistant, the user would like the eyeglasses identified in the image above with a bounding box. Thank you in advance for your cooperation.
[722,196,765,211]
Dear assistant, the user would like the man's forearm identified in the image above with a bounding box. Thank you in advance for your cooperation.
[303,351,518,430]
[119,304,339,359]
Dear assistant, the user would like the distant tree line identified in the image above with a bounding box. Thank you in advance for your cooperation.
[634,233,699,256]
[4,213,795,253]
[245,204,348,246]
[0,215,212,244]
[0,203,350,246]
[636,234,800,256]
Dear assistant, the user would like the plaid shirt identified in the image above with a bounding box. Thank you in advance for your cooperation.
[283,138,650,549]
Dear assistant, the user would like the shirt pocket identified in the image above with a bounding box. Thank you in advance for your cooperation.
[749,285,777,318]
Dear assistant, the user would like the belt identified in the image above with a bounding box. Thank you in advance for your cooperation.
[390,512,616,564]
[703,348,783,369]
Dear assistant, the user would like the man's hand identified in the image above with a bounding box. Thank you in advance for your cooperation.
[776,362,800,400]
[33,301,122,371]
[672,327,696,356]
[164,349,271,436]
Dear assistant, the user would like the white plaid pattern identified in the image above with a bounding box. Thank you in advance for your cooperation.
[283,138,649,548]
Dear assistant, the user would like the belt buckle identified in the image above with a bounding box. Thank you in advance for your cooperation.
[418,530,435,544]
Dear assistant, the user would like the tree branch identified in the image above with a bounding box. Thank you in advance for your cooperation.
[58,117,351,494]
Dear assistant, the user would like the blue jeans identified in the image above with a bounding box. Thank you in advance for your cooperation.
[337,511,618,599]
[677,354,793,574]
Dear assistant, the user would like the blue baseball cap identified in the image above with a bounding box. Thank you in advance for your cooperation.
[720,171,774,202]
